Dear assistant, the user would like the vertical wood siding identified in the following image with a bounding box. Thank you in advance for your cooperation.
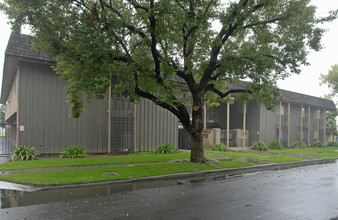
[289,104,301,146]
[259,105,277,145]
[17,61,178,154]
[246,101,260,145]
[18,61,108,154]
[136,99,178,152]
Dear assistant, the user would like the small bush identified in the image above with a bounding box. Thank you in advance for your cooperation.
[311,141,324,148]
[268,141,284,150]
[155,144,177,154]
[11,145,39,161]
[290,141,307,149]
[211,143,230,152]
[327,142,338,148]
[251,142,268,151]
[60,145,86,158]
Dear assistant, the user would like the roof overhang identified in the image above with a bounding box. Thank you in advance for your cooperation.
[1,54,55,104]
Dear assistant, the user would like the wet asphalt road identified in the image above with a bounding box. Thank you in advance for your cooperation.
[1,162,338,220]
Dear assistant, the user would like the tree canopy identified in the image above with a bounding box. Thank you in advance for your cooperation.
[321,64,338,97]
[1,0,337,162]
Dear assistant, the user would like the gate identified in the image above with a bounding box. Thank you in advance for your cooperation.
[111,96,135,152]
[178,129,191,150]
[0,124,16,155]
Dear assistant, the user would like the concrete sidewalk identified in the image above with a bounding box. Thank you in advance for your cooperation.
[0,156,10,165]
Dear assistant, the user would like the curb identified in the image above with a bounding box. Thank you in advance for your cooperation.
[36,157,338,192]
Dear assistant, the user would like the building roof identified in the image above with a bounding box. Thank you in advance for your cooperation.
[1,33,336,111]
[1,34,55,104]
[5,34,55,63]
[232,81,336,111]
[280,89,336,111]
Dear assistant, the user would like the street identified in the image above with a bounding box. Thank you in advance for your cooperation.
[1,162,338,220]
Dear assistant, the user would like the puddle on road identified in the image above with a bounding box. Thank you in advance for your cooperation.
[0,177,211,209]
[0,172,249,210]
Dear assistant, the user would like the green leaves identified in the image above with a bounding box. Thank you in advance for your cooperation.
[1,1,336,157]
[321,64,338,96]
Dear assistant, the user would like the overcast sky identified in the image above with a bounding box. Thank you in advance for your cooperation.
[0,0,337,101]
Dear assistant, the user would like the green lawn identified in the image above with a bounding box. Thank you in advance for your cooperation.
[253,156,305,163]
[0,152,191,170]
[204,149,263,157]
[0,160,255,185]
[217,160,256,168]
[268,147,338,154]
[307,152,338,158]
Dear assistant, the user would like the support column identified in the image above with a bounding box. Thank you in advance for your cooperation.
[300,105,303,142]
[308,106,311,146]
[134,104,137,153]
[16,66,20,147]
[324,110,326,144]
[288,102,290,147]
[203,103,207,129]
[227,102,230,147]
[108,86,112,154]
[242,102,247,147]
[279,102,282,142]
[317,108,320,142]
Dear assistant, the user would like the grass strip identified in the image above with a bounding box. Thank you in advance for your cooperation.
[217,160,256,168]
[0,160,255,185]
[204,149,263,157]
[0,152,190,171]
[306,152,338,158]
[253,156,305,163]
[269,147,338,154]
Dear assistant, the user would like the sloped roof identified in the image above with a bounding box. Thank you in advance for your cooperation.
[5,34,55,63]
[1,33,336,111]
[280,89,336,111]
[1,34,55,104]
[232,81,336,111]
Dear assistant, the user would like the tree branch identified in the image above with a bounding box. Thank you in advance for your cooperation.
[206,84,252,98]
[148,0,164,85]
[244,17,284,29]
[127,0,149,12]
[103,1,147,39]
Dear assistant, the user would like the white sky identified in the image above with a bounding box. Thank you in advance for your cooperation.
[0,0,337,101]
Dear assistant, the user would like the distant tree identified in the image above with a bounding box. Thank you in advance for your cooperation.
[1,0,337,162]
[321,64,338,97]
[326,110,337,141]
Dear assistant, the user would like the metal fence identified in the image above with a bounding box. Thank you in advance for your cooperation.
[111,97,135,152]
[178,129,191,150]
[0,124,16,155]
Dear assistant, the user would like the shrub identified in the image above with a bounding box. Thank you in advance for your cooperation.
[268,141,284,150]
[290,141,307,149]
[60,145,86,158]
[11,145,39,161]
[311,141,324,148]
[251,142,268,151]
[155,144,177,154]
[327,142,338,148]
[211,143,230,152]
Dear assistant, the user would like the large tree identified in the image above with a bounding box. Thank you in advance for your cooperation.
[1,0,336,162]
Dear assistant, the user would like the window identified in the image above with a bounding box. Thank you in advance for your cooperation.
[314,110,320,120]
[206,106,217,123]
[314,131,318,139]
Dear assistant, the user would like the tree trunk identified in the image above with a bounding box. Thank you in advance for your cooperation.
[190,130,206,163]
[189,96,206,163]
